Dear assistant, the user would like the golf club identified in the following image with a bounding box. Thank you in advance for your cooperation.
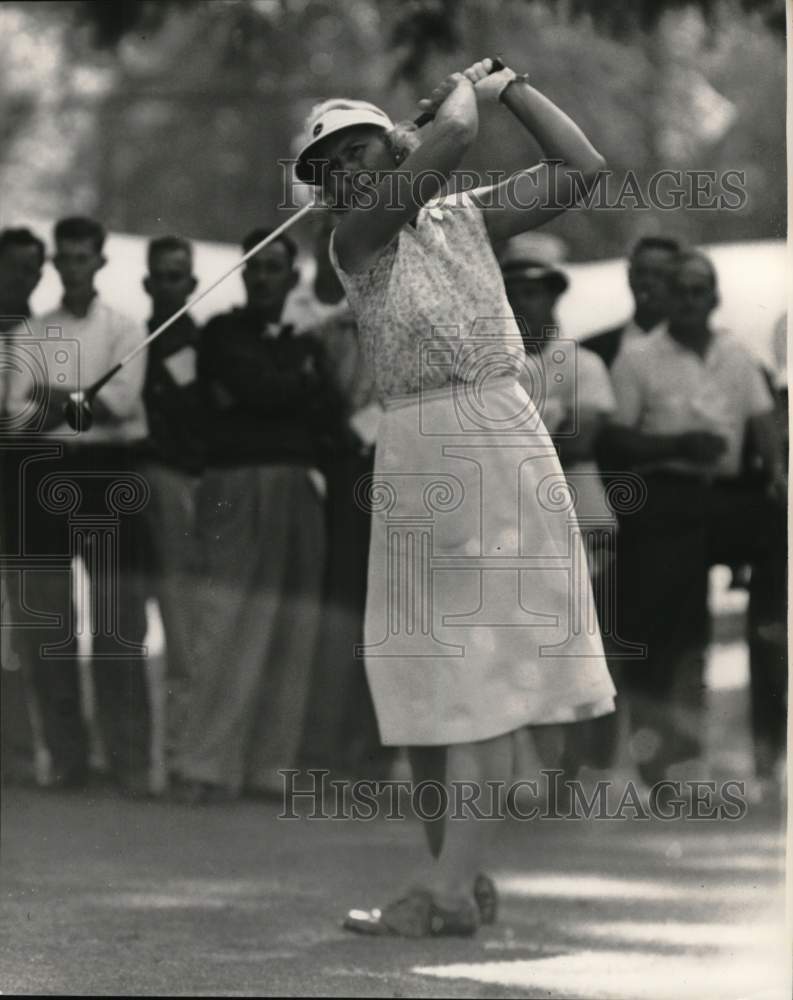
[63,57,505,431]
[63,199,317,431]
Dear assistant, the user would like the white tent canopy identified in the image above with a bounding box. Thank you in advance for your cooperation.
[23,222,787,370]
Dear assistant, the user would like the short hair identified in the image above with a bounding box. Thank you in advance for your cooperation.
[672,249,718,291]
[147,235,193,270]
[54,216,106,254]
[630,236,681,259]
[0,227,45,266]
[242,227,297,265]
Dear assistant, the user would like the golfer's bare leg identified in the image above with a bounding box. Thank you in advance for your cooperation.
[424,732,516,907]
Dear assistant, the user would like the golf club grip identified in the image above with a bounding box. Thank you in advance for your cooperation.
[413,58,505,127]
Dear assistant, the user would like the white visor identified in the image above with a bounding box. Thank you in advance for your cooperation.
[295,103,394,185]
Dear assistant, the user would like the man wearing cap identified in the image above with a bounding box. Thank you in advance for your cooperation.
[501,235,617,531]
[501,235,620,781]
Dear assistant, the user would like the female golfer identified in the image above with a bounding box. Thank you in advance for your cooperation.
[295,58,616,937]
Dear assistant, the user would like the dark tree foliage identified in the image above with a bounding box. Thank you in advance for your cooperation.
[565,0,785,37]
[389,0,461,82]
[72,0,194,47]
[71,0,786,55]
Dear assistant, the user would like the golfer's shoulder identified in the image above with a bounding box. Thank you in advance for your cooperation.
[431,189,486,230]
[329,223,397,283]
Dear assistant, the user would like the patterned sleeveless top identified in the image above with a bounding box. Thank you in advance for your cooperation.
[329,191,525,402]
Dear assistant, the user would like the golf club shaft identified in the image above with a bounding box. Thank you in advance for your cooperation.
[84,58,505,401]
[83,199,319,400]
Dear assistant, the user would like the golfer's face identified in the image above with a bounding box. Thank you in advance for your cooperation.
[317,126,391,209]
[243,242,295,312]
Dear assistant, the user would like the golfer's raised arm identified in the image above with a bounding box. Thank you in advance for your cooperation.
[333,75,478,273]
[473,77,607,242]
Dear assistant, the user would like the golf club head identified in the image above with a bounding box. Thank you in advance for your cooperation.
[63,391,94,432]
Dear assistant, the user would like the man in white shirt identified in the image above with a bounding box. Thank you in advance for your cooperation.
[603,250,786,785]
[4,217,152,795]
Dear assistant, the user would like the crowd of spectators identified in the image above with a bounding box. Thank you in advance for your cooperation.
[0,217,786,803]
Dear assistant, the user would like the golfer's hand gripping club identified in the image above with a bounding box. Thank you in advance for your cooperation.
[63,59,508,432]
[414,57,507,127]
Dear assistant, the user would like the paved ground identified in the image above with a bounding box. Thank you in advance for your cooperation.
[1,776,788,998]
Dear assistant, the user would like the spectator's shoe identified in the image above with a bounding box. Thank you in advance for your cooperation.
[117,771,154,800]
[343,888,479,938]
[44,764,89,791]
[243,777,289,804]
[169,777,232,806]
[0,751,38,787]
[473,873,498,925]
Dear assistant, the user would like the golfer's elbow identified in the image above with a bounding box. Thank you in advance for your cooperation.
[435,115,478,151]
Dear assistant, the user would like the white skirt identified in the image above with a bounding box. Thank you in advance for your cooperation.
[361,377,616,746]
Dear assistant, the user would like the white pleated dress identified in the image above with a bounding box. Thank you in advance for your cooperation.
[330,192,615,746]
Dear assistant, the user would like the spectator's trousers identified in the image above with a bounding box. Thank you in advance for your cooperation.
[7,443,151,783]
[140,460,203,763]
[616,472,786,776]
[172,464,324,795]
[300,449,391,777]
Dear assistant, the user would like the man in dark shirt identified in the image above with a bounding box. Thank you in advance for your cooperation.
[0,227,44,332]
[1,228,47,784]
[170,227,342,801]
[141,236,204,786]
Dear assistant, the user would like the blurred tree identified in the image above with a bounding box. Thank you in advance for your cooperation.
[0,0,785,259]
[389,0,461,82]
[72,0,196,47]
[68,0,788,53]
[565,0,785,37]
